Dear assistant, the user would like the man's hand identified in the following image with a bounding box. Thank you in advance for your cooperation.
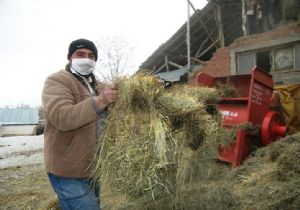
[95,84,118,108]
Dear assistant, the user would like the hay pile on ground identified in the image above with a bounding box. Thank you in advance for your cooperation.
[92,74,230,207]
[231,132,300,210]
[167,133,300,210]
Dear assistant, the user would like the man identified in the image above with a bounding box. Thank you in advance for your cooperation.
[244,0,258,34]
[42,38,117,210]
[260,0,278,31]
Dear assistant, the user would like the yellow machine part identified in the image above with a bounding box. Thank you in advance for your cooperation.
[275,84,300,134]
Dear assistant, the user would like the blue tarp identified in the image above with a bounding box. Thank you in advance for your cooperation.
[155,67,188,82]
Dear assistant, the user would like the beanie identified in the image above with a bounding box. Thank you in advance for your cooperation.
[67,38,98,61]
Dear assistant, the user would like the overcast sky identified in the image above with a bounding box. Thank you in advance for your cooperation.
[0,0,207,107]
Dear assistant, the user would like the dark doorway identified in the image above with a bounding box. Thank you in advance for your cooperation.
[256,50,271,72]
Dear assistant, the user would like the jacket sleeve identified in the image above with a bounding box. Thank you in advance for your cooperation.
[42,72,97,132]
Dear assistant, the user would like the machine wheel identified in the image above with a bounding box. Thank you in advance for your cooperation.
[261,111,287,145]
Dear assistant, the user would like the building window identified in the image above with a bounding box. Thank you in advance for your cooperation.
[237,51,254,74]
[237,42,300,74]
[274,46,294,71]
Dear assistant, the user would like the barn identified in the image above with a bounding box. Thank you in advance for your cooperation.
[0,108,39,137]
[139,0,300,86]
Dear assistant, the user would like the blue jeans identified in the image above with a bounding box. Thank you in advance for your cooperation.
[47,173,100,210]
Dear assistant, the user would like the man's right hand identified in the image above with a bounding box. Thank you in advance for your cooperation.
[95,84,118,108]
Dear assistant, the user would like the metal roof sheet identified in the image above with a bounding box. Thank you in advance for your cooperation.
[0,108,39,125]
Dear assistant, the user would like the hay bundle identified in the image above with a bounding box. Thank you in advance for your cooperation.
[166,84,221,115]
[92,74,227,205]
[216,82,240,98]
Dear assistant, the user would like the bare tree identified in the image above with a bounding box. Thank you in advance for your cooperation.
[95,36,136,82]
[16,103,31,109]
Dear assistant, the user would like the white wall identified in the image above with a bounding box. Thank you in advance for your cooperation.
[0,125,36,137]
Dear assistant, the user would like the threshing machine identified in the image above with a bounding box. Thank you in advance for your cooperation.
[197,67,287,167]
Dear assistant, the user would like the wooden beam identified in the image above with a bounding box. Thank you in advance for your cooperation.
[168,61,183,69]
[187,0,219,49]
[152,66,156,72]
[152,63,166,74]
[164,55,169,72]
[197,41,218,58]
[216,5,225,47]
[190,57,205,64]
[195,37,209,57]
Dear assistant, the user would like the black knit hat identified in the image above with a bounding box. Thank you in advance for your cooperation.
[67,38,98,61]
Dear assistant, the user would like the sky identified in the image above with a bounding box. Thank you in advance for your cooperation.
[0,0,207,107]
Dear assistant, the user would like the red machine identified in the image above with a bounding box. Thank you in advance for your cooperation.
[197,67,287,167]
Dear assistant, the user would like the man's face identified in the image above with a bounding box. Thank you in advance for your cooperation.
[70,48,96,61]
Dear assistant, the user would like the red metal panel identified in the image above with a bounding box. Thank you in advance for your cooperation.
[218,104,248,125]
[196,66,286,166]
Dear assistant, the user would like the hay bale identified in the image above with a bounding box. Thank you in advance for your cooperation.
[92,74,226,206]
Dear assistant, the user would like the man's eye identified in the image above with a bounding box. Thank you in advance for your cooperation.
[89,55,96,60]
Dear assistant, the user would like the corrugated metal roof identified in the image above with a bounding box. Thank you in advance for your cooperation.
[0,108,39,125]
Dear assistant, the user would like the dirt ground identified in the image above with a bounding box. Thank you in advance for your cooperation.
[0,163,134,210]
[1,134,300,210]
[0,163,57,210]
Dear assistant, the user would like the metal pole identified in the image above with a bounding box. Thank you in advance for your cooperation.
[186,0,191,71]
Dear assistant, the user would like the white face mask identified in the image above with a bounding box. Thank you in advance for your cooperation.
[71,58,96,75]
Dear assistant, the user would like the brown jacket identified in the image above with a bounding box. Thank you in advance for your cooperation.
[42,70,101,178]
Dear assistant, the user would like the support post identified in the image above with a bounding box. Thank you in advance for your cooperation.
[242,0,247,35]
[216,5,225,47]
[187,0,191,71]
[164,55,170,72]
